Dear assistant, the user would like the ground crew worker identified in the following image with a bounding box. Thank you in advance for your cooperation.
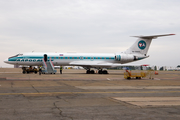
[39,66,42,75]
[60,66,63,74]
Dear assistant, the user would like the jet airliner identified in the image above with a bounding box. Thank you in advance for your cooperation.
[4,34,175,74]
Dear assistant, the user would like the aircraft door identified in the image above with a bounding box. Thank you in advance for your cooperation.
[44,54,47,62]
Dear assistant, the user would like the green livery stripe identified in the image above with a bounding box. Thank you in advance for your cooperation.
[8,56,115,61]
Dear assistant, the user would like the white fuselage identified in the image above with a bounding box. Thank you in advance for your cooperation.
[4,52,144,69]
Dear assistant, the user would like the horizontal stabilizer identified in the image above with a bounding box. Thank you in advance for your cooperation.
[132,34,175,39]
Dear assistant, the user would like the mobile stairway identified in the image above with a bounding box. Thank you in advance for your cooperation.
[42,58,57,74]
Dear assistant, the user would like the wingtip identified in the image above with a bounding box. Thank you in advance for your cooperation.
[169,34,176,35]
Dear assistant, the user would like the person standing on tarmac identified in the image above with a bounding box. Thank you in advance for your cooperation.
[60,66,63,74]
[39,66,42,75]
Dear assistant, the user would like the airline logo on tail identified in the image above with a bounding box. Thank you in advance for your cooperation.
[138,40,146,50]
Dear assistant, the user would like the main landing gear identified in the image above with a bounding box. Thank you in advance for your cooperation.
[98,69,108,74]
[86,69,108,74]
[86,70,95,74]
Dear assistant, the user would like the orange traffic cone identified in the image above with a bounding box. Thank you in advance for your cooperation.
[154,71,158,75]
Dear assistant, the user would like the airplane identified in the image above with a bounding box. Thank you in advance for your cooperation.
[4,34,175,74]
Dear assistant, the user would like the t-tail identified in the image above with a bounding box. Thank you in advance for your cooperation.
[124,34,175,56]
[115,34,175,64]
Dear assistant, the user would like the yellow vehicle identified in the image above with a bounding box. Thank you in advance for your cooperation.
[124,69,154,79]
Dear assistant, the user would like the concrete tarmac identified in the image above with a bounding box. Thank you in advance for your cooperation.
[0,68,180,120]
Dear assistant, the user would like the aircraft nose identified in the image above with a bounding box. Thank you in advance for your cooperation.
[4,59,8,63]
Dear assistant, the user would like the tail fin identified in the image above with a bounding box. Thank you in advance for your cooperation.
[124,34,175,56]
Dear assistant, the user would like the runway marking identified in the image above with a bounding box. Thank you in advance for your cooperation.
[107,78,111,80]
[0,91,180,96]
[76,86,180,90]
[113,97,180,106]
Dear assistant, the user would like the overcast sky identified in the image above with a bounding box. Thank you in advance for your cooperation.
[0,0,179,68]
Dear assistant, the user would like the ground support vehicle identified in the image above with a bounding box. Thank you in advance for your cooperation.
[124,70,154,79]
[22,66,38,74]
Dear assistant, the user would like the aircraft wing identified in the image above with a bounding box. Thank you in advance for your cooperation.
[69,61,141,68]
[69,61,115,68]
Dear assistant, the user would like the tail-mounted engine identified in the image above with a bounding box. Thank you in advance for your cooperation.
[115,54,138,62]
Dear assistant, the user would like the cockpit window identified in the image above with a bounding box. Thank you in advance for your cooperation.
[8,54,23,59]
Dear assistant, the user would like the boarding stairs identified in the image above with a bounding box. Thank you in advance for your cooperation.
[42,58,57,74]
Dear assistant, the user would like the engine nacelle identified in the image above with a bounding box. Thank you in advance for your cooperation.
[115,54,136,62]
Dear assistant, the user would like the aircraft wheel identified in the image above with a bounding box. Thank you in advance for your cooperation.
[86,70,90,74]
[90,70,95,74]
[98,70,102,74]
[23,70,26,74]
[102,70,108,74]
[127,77,131,80]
